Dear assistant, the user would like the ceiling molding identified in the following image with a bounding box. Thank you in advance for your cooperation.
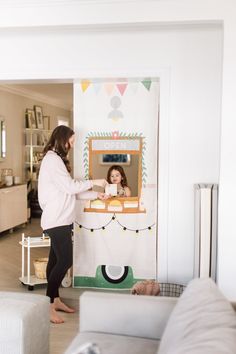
[0,0,154,7]
[0,84,72,112]
[0,1,222,30]
[0,21,220,33]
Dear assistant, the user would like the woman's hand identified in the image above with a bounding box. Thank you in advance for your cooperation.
[92,179,108,188]
[97,192,110,200]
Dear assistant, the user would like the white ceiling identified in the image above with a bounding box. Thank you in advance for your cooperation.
[8,83,73,111]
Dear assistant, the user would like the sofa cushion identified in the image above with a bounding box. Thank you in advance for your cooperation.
[0,292,49,354]
[80,291,177,340]
[64,332,160,354]
[158,278,236,354]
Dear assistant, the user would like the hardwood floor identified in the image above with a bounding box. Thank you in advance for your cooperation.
[0,218,82,354]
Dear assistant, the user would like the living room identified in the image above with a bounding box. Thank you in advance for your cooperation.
[0,1,236,354]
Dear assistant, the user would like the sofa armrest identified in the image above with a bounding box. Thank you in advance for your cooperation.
[80,291,177,340]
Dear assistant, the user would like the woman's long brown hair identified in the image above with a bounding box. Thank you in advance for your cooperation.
[107,165,128,188]
[43,125,74,172]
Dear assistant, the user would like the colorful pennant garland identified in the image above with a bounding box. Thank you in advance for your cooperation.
[80,78,153,95]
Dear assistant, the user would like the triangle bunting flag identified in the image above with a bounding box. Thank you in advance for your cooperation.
[116,83,128,96]
[93,82,102,95]
[141,79,152,91]
[104,83,115,96]
[81,79,91,93]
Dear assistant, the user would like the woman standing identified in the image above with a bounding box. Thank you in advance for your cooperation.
[38,125,108,324]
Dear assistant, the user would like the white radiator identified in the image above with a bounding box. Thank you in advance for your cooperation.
[194,184,218,280]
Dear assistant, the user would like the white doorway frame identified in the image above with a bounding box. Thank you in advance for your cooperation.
[0,67,170,282]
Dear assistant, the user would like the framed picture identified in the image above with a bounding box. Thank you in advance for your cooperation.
[26,109,37,129]
[99,154,131,165]
[43,116,50,130]
[34,105,44,129]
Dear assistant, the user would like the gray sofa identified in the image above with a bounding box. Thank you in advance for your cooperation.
[0,292,49,354]
[65,278,236,354]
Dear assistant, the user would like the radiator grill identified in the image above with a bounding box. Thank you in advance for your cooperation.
[194,184,218,280]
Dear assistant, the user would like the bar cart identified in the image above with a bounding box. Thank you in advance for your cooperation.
[19,233,72,290]
[19,233,50,290]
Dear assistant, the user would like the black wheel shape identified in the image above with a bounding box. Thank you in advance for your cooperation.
[28,285,34,291]
[101,265,129,284]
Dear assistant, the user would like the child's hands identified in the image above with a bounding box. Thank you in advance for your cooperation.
[92,179,108,188]
[97,192,111,200]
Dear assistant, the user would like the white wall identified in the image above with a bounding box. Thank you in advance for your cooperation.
[161,26,222,284]
[0,0,235,299]
[0,23,223,284]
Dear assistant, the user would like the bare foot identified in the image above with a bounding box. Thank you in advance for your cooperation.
[54,298,75,313]
[50,306,64,324]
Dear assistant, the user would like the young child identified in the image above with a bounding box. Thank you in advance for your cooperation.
[107,165,131,197]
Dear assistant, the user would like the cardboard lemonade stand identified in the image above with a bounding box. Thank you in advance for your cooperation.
[73,79,159,289]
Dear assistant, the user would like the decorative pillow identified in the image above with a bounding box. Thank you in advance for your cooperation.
[158,278,236,354]
[131,280,160,295]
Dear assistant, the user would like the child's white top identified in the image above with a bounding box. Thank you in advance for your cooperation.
[38,150,97,230]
